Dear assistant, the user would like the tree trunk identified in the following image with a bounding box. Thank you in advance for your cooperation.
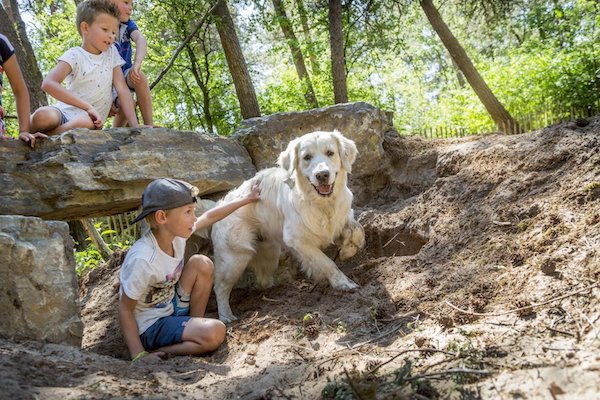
[212,0,261,119]
[420,0,520,133]
[0,3,47,109]
[186,43,215,134]
[272,0,319,109]
[81,218,112,261]
[328,0,348,104]
[451,58,466,89]
[295,0,321,76]
[68,220,88,252]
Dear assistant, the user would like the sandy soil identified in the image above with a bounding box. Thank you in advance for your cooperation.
[1,116,599,399]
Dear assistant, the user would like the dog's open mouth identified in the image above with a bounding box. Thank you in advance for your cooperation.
[314,183,334,196]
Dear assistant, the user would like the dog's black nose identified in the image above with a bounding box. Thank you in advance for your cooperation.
[315,170,330,183]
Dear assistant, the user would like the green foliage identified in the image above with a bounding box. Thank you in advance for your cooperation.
[74,219,133,276]
[11,0,598,138]
[393,359,413,385]
[322,377,355,400]
[74,245,103,276]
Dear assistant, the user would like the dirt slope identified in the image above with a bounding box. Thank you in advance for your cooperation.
[1,117,599,399]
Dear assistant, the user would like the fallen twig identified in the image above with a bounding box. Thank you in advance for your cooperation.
[492,220,512,226]
[445,282,599,317]
[406,368,490,381]
[368,348,456,375]
[546,326,575,337]
[344,312,420,350]
[542,347,581,352]
[262,295,283,303]
[383,231,404,248]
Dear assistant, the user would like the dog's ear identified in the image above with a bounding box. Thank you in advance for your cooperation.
[277,136,300,174]
[333,130,358,173]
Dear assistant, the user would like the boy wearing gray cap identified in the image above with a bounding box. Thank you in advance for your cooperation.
[119,177,260,363]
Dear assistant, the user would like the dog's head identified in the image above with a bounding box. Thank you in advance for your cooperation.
[277,130,358,197]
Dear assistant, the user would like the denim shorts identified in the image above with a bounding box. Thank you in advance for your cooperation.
[140,314,191,350]
[50,106,69,125]
[139,289,191,350]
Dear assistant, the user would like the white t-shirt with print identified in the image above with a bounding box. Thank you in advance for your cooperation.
[55,46,124,124]
[119,231,186,334]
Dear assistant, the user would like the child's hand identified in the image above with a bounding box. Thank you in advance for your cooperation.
[130,64,142,85]
[247,180,261,202]
[131,350,165,365]
[19,131,48,148]
[86,107,102,129]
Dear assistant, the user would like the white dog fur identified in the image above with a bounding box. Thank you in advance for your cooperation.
[211,130,365,323]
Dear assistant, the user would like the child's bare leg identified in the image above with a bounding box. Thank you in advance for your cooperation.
[155,317,226,355]
[128,72,153,126]
[113,103,128,127]
[50,115,95,134]
[178,254,214,317]
[30,107,63,135]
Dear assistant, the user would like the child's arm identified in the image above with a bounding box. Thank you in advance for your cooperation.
[42,61,102,128]
[118,293,162,362]
[128,30,147,85]
[2,54,48,146]
[194,181,261,232]
[112,66,141,127]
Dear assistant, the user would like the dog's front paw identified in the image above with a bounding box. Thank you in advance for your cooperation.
[338,221,365,260]
[330,273,359,291]
[219,312,238,324]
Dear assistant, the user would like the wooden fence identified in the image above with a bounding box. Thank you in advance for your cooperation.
[96,211,138,243]
[407,102,600,139]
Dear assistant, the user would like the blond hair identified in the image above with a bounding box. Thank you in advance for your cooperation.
[75,0,120,34]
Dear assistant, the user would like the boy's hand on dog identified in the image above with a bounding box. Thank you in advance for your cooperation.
[248,180,261,202]
[132,351,165,365]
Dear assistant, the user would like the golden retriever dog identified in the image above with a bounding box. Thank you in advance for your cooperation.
[211,130,365,323]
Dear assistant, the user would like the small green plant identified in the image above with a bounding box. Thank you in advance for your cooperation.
[74,245,102,276]
[336,321,348,334]
[394,359,413,385]
[517,219,530,231]
[584,182,600,192]
[321,378,354,400]
[303,312,314,325]
[293,326,304,340]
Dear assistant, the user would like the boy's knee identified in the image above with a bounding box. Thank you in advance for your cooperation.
[190,319,225,354]
[189,254,214,277]
[31,107,58,128]
[132,71,148,88]
[205,320,226,351]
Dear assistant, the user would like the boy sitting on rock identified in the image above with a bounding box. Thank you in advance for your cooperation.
[30,0,142,135]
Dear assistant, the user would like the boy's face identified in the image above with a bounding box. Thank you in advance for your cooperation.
[81,13,119,54]
[161,203,197,239]
[112,0,134,23]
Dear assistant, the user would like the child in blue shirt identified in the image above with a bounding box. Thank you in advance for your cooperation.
[110,0,154,127]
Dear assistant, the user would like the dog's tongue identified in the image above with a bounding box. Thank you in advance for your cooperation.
[318,184,332,195]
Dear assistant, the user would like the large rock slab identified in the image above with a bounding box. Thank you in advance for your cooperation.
[0,128,256,220]
[234,102,392,178]
[0,216,83,346]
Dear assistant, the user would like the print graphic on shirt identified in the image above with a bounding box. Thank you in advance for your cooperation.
[143,260,184,308]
